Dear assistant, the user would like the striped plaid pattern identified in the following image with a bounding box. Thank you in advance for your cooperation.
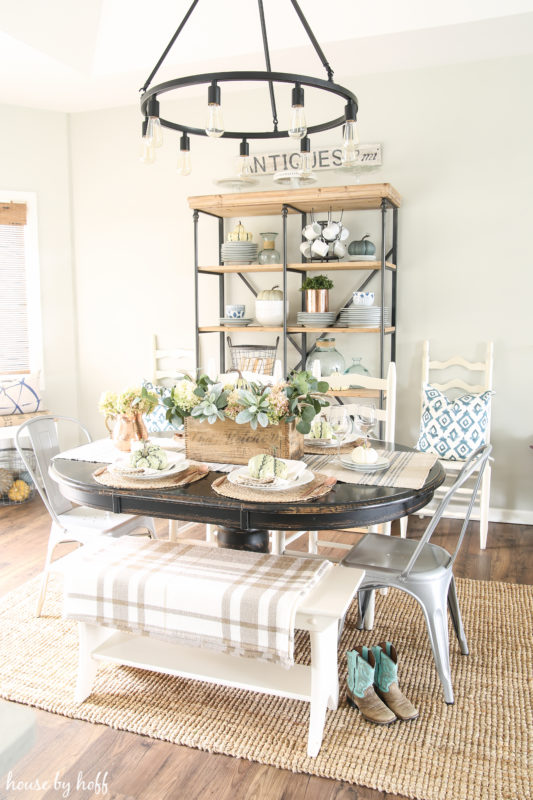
[303,449,438,490]
[63,537,332,667]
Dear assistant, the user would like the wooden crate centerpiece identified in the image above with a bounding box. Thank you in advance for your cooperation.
[184,417,304,465]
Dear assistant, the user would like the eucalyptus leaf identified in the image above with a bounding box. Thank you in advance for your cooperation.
[296,419,311,434]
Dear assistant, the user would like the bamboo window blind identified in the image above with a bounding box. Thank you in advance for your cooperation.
[0,202,30,374]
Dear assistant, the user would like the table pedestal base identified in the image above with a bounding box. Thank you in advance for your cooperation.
[216,526,269,553]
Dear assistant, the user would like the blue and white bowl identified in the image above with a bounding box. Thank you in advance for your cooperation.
[352,292,375,306]
[225,304,246,319]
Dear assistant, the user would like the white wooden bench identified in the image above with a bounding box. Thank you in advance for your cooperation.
[72,562,364,758]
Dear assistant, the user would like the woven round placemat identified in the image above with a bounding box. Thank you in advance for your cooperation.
[92,466,208,490]
[1,575,531,800]
[212,472,335,502]
[304,440,359,455]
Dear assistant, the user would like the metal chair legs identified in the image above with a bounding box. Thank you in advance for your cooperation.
[447,575,469,655]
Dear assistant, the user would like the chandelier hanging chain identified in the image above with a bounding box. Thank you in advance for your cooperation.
[289,0,334,81]
[140,0,201,94]
[257,0,279,132]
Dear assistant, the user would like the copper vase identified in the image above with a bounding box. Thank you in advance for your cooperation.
[305,289,329,312]
[107,413,149,451]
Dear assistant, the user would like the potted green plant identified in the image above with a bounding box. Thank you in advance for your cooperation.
[299,274,334,312]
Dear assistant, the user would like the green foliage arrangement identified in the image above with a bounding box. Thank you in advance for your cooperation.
[160,371,329,434]
[299,275,334,291]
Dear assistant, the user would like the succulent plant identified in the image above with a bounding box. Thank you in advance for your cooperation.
[190,382,229,424]
[235,386,272,430]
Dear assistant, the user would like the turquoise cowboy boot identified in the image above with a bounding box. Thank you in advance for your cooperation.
[372,642,419,721]
[346,646,396,725]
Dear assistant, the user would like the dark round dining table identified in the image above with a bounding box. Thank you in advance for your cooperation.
[51,443,445,552]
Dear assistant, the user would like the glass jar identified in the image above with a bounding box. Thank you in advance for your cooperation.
[305,337,345,377]
[344,357,370,387]
[258,232,280,264]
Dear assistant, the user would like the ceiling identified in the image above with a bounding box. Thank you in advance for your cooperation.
[1,0,533,112]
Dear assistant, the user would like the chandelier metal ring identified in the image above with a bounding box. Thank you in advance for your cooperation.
[140,71,358,140]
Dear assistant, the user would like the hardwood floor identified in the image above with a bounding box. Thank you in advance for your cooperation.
[0,498,531,800]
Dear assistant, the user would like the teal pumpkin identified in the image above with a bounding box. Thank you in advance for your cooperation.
[348,234,376,256]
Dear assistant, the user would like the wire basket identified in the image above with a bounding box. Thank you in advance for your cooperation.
[0,447,36,505]
[227,336,279,376]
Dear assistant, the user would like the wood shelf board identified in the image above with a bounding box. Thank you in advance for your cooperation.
[189,183,401,217]
[199,326,395,334]
[198,261,395,274]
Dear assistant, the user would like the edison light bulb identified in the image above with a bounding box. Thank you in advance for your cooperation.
[288,84,306,139]
[206,104,224,138]
[140,118,155,165]
[147,116,163,148]
[177,134,191,176]
[341,119,359,167]
[177,149,192,176]
[289,105,306,139]
[238,154,251,178]
[140,139,155,165]
[205,81,224,138]
[299,151,312,176]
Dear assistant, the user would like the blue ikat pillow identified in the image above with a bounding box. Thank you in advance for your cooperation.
[416,383,492,461]
[142,380,175,433]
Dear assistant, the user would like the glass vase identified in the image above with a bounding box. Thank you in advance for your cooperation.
[344,357,370,387]
[305,337,345,377]
[258,232,280,264]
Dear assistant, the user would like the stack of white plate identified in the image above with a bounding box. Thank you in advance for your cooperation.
[221,242,258,264]
[335,307,392,327]
[296,311,336,327]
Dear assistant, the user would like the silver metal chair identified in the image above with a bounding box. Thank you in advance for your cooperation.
[340,445,492,704]
[15,415,156,616]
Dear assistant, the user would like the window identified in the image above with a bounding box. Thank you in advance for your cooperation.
[0,194,42,377]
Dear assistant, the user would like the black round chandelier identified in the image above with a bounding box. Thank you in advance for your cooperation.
[139,0,359,177]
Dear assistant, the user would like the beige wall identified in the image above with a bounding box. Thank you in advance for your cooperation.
[8,53,532,519]
[0,103,79,420]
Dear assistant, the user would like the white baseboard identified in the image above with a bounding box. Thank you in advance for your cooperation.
[487,508,533,526]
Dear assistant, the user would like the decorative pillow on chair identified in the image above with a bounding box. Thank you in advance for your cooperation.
[0,374,42,415]
[417,383,492,461]
[142,380,175,433]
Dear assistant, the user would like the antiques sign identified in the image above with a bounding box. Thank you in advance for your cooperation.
[247,144,381,175]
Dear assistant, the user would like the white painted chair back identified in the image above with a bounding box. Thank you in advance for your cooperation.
[403,340,495,549]
[152,334,195,385]
[421,340,494,443]
[15,415,92,525]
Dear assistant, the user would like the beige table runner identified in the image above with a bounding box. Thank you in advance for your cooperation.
[63,537,332,667]
[303,449,438,490]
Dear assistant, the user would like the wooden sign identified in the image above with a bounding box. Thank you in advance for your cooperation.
[248,144,381,175]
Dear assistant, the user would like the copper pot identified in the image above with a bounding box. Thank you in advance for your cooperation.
[106,413,149,451]
[305,289,329,312]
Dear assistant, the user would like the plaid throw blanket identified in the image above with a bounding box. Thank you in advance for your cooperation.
[63,538,332,667]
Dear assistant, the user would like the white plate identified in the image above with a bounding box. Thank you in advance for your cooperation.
[339,454,390,472]
[110,452,189,480]
[305,434,359,449]
[228,464,313,492]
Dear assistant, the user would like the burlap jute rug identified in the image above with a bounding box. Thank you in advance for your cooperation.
[0,575,531,800]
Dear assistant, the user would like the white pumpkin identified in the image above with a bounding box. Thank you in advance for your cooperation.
[257,285,283,301]
[351,446,379,465]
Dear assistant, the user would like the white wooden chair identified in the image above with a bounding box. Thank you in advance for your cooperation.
[272,362,397,558]
[151,335,217,544]
[152,334,196,385]
[400,340,494,549]
[15,416,155,616]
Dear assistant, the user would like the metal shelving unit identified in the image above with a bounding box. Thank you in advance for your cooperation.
[189,183,400,390]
